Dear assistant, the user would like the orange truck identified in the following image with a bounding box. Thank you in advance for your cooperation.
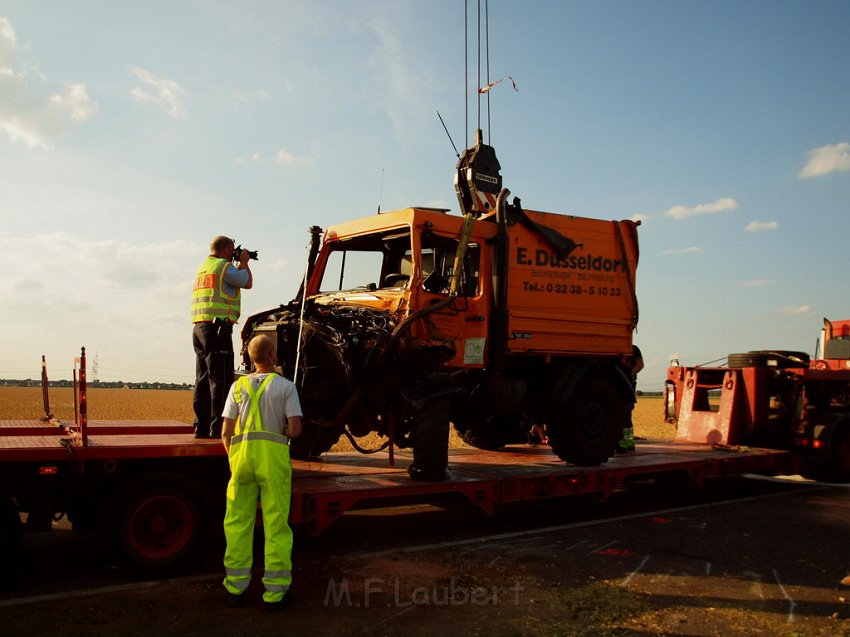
[242,132,640,480]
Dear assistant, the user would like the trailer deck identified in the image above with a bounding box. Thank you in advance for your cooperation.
[1,419,797,536]
[289,442,796,534]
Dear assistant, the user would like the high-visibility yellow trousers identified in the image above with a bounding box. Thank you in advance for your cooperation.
[223,435,293,603]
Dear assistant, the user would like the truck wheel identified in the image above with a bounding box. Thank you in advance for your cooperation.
[454,413,526,450]
[408,397,451,482]
[289,422,343,459]
[549,374,624,466]
[114,475,204,570]
[727,351,810,369]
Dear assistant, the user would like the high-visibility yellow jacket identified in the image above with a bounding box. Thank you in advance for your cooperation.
[191,256,241,323]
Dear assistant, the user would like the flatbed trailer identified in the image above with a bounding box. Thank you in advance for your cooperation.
[288,442,796,535]
[1,418,797,571]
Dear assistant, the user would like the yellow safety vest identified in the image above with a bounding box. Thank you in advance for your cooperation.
[191,256,241,323]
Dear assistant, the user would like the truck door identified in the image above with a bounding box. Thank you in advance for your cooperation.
[413,231,490,369]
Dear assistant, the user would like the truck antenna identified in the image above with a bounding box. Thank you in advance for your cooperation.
[376,168,385,214]
[437,110,460,158]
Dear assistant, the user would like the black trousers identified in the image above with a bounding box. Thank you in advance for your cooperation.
[192,321,235,438]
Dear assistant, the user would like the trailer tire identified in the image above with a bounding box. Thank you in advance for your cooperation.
[113,475,204,571]
[727,351,810,369]
[408,397,451,482]
[549,374,624,466]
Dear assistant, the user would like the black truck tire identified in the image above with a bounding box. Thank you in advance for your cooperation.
[548,374,624,466]
[289,422,343,460]
[727,351,810,369]
[408,397,451,482]
[454,413,525,451]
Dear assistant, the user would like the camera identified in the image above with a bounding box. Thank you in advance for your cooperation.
[233,244,259,261]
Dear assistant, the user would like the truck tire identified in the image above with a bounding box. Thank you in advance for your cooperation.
[727,351,810,369]
[408,397,451,482]
[290,422,343,460]
[454,414,525,451]
[113,475,204,570]
[548,374,624,466]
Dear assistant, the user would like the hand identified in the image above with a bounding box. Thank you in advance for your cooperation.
[238,249,251,267]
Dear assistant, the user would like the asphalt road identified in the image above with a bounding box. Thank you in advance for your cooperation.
[2,475,850,636]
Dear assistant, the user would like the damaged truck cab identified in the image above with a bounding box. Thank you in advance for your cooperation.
[242,136,640,481]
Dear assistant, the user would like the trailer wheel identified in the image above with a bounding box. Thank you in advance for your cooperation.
[549,374,624,466]
[114,475,204,570]
[727,351,810,369]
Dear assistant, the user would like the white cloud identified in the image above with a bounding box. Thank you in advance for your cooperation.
[274,147,312,166]
[631,213,650,223]
[2,232,200,382]
[745,220,778,232]
[662,246,703,255]
[778,305,811,315]
[233,88,268,103]
[665,198,738,220]
[740,279,773,287]
[0,17,16,69]
[799,142,850,177]
[130,66,187,118]
[0,18,98,148]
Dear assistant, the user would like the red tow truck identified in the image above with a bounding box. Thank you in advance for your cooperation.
[664,317,850,481]
[1,348,800,574]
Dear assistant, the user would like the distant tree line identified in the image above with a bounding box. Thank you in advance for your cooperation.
[0,379,192,390]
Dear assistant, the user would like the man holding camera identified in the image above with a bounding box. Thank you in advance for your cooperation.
[191,236,254,439]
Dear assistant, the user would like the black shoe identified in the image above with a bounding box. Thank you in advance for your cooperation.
[265,592,291,612]
[226,593,245,608]
[194,432,212,439]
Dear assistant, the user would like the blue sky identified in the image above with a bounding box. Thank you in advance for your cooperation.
[1,1,848,391]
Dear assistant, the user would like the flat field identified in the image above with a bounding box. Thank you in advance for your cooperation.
[0,387,676,445]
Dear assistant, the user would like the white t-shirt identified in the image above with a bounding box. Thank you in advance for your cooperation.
[222,373,303,435]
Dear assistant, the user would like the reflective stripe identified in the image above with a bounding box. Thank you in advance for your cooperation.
[264,570,292,579]
[226,566,252,577]
[233,375,277,435]
[264,584,290,593]
[228,579,250,592]
[230,431,289,446]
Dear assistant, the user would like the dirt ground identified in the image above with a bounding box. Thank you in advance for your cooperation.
[2,474,850,637]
